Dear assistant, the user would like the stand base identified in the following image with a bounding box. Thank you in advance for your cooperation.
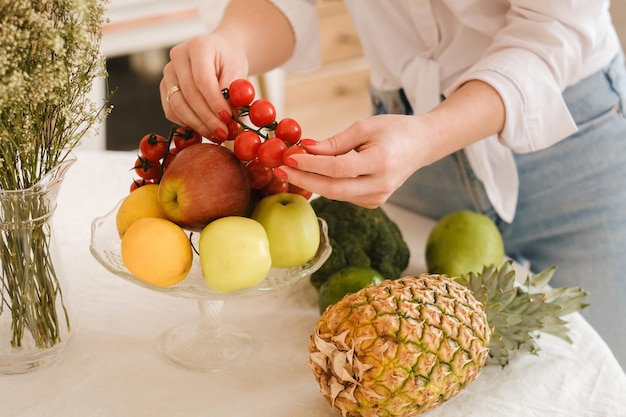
[159,322,254,372]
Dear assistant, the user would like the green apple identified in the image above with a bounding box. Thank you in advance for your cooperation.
[199,216,271,292]
[158,143,251,232]
[425,210,505,277]
[251,192,320,268]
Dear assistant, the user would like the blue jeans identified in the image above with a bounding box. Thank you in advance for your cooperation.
[373,54,626,370]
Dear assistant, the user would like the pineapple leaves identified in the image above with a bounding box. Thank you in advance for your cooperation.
[545,287,590,317]
[524,265,556,292]
[457,260,589,367]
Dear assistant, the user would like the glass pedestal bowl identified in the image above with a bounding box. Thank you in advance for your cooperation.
[89,203,331,372]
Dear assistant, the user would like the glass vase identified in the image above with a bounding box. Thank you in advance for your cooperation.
[0,156,76,374]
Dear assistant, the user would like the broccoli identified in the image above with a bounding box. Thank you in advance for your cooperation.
[310,197,410,289]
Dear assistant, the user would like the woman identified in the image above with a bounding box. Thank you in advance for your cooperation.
[160,0,626,369]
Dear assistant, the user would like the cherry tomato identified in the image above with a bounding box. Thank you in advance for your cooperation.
[138,133,168,163]
[246,159,274,189]
[257,137,287,168]
[288,183,313,200]
[134,156,161,180]
[249,99,276,128]
[275,118,302,145]
[162,152,176,171]
[234,131,262,161]
[130,177,156,192]
[282,145,308,165]
[262,175,289,196]
[168,145,180,156]
[173,127,202,150]
[228,79,256,108]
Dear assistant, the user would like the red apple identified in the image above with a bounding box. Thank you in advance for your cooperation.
[158,143,251,231]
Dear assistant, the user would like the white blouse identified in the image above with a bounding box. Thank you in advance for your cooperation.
[229,0,622,221]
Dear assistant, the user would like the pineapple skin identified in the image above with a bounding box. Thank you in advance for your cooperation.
[309,275,491,417]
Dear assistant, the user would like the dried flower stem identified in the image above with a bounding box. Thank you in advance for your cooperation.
[0,0,111,350]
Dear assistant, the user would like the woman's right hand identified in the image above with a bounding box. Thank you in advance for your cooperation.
[159,32,249,141]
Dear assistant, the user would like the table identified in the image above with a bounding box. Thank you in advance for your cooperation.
[1,149,625,417]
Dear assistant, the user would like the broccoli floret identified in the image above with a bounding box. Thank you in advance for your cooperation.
[310,197,410,289]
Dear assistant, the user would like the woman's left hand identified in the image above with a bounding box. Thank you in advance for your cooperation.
[276,114,437,209]
[276,80,506,209]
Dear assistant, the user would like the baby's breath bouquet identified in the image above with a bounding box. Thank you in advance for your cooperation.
[0,0,110,371]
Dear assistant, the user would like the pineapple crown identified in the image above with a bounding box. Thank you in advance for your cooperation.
[456,260,589,367]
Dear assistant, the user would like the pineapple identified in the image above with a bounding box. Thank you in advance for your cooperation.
[309,261,588,417]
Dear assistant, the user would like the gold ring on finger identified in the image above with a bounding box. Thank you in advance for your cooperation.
[166,85,181,102]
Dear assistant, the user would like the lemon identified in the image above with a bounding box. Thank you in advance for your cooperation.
[425,210,505,278]
[121,217,193,287]
[318,266,385,313]
[115,184,168,238]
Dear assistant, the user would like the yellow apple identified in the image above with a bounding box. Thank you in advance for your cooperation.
[251,193,320,268]
[198,216,271,292]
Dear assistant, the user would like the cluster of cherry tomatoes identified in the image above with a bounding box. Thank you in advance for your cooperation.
[131,78,312,198]
[131,126,202,192]
[222,78,311,199]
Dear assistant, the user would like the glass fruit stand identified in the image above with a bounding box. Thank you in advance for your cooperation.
[89,203,331,372]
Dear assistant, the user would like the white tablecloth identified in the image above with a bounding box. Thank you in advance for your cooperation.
[1,149,625,417]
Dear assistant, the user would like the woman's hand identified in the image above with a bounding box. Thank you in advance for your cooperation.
[159,0,296,140]
[160,33,248,141]
[277,114,435,209]
[276,80,506,208]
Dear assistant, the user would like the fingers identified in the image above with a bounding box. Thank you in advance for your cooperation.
[297,120,391,178]
[160,74,213,138]
[159,75,182,125]
[275,115,422,208]
[160,34,247,139]
[160,45,220,138]
[179,38,231,128]
[274,145,398,208]
[166,85,181,102]
[160,68,208,136]
[289,151,374,179]
[302,121,372,157]
[276,164,392,209]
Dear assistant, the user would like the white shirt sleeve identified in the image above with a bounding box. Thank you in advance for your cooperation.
[444,1,618,154]
[266,0,321,72]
